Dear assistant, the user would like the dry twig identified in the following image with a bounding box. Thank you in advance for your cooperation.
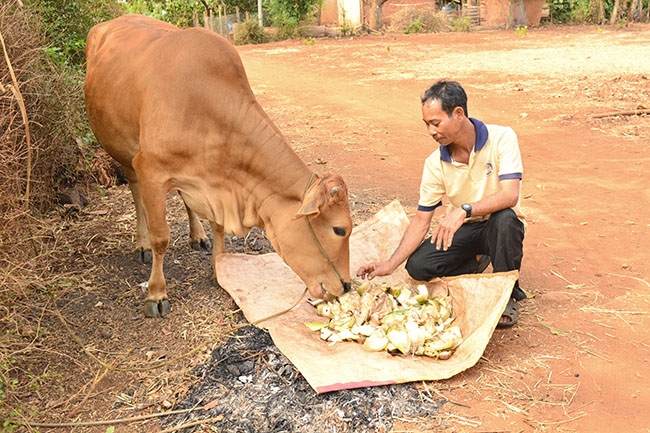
[592,109,650,118]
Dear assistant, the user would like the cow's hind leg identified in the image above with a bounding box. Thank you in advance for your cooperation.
[209,222,226,288]
[124,168,152,264]
[134,159,172,318]
[141,188,171,318]
[178,192,211,251]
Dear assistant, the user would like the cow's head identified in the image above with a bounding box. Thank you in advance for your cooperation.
[270,173,352,300]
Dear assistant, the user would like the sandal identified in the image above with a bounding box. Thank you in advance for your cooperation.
[496,298,519,328]
[476,255,491,273]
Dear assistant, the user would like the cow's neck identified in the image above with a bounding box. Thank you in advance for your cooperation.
[240,125,311,226]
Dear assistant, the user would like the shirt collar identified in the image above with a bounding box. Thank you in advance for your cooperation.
[439,117,488,162]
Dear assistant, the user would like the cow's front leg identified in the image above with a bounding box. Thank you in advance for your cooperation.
[209,222,226,288]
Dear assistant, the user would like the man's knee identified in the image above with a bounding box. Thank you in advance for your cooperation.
[490,209,524,236]
[405,255,430,281]
[490,208,519,225]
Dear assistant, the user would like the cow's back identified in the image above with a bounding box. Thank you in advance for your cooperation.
[84,14,256,169]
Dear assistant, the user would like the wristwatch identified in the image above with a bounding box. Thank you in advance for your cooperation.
[461,203,472,218]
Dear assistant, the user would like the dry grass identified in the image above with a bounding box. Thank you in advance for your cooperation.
[386,6,449,34]
[0,3,119,429]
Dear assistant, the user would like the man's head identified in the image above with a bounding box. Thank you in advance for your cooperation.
[421,80,469,146]
[421,79,468,117]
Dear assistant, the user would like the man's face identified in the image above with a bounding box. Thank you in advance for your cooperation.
[421,99,462,146]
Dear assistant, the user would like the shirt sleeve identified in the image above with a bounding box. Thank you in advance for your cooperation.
[496,127,523,180]
[418,152,445,210]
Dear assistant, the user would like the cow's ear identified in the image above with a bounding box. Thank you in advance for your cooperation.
[295,174,346,218]
[295,179,325,218]
[295,199,320,218]
[296,188,322,218]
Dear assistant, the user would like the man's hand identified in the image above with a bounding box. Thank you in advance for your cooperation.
[356,261,394,280]
[430,208,466,251]
[356,209,434,280]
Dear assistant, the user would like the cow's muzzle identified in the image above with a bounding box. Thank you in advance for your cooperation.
[319,280,351,299]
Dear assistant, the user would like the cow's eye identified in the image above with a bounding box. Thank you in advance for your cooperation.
[333,227,347,237]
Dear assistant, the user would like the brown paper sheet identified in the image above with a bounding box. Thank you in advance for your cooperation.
[216,200,518,393]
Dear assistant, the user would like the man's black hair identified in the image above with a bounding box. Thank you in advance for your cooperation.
[421,80,468,117]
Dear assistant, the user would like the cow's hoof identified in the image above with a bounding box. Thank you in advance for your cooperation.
[136,248,152,264]
[144,299,171,318]
[191,237,212,252]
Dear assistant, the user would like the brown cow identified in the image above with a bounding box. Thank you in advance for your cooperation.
[84,15,352,317]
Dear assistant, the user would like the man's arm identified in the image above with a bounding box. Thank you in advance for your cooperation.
[356,209,434,279]
[468,178,520,218]
[431,178,521,251]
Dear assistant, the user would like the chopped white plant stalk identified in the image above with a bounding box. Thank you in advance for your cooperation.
[305,281,463,359]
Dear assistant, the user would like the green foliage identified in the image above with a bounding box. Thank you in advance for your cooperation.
[278,18,302,39]
[262,0,321,39]
[1,354,21,433]
[124,0,259,28]
[263,0,322,24]
[404,18,424,34]
[1,1,112,217]
[127,0,197,27]
[515,24,528,36]
[337,7,353,36]
[548,0,592,23]
[570,0,593,22]
[339,22,354,36]
[453,15,471,32]
[263,1,300,38]
[232,17,267,44]
[25,0,124,66]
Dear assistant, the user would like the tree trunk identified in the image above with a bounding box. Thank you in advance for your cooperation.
[621,0,629,20]
[627,0,639,21]
[368,0,389,30]
[592,0,605,23]
[609,0,620,23]
[599,0,606,23]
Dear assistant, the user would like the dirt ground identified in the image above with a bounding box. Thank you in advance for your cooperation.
[235,25,650,432]
[13,24,650,433]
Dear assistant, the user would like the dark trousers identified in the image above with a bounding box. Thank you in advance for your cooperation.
[405,208,526,300]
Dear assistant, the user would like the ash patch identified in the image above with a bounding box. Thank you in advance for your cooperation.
[164,326,442,433]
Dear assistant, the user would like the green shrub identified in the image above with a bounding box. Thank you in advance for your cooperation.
[569,0,593,22]
[262,0,320,40]
[233,17,267,44]
[515,24,528,36]
[404,17,424,34]
[27,0,124,67]
[274,16,302,40]
[453,15,471,32]
[549,0,593,23]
